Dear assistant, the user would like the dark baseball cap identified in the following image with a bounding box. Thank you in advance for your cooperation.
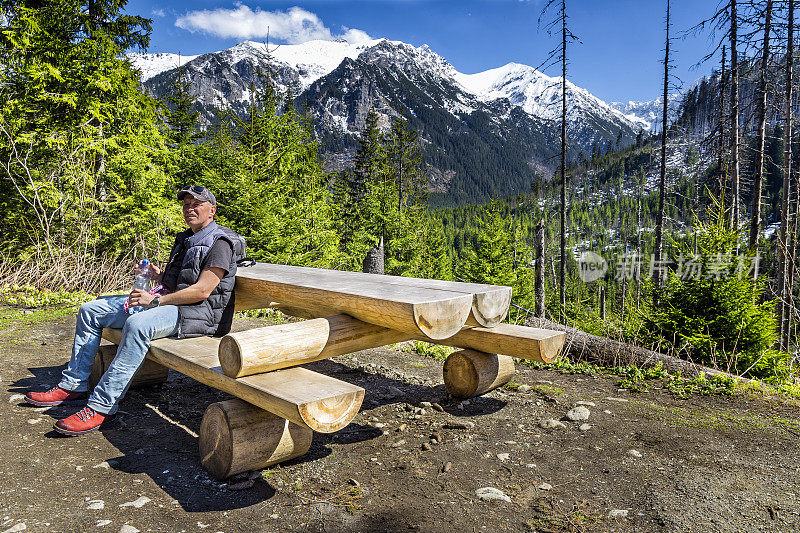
[177,185,216,205]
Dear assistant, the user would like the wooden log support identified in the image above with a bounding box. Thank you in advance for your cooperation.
[438,323,564,364]
[443,349,515,399]
[234,263,475,339]
[199,399,313,480]
[219,315,416,378]
[219,314,564,377]
[89,343,169,390]
[102,328,364,433]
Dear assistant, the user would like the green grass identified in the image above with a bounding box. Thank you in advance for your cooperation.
[0,284,95,308]
[0,304,81,330]
[404,340,455,361]
[526,358,741,399]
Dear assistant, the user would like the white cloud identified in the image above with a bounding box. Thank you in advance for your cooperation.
[152,8,166,18]
[340,28,372,45]
[175,5,372,45]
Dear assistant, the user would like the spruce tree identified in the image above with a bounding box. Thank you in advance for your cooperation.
[336,108,388,269]
[459,199,534,317]
[0,0,177,260]
[163,64,200,147]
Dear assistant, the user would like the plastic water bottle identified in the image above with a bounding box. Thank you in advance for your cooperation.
[133,259,151,290]
[128,259,150,314]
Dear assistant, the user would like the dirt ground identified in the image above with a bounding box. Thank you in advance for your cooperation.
[1,307,800,533]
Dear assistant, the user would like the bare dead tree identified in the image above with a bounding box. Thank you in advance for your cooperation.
[535,219,545,318]
[731,1,742,231]
[718,45,729,193]
[779,0,795,349]
[654,0,673,291]
[749,0,774,250]
[539,0,579,320]
[687,0,742,230]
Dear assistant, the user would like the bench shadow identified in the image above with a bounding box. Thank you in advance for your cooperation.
[11,356,504,512]
[303,359,507,418]
[10,367,316,512]
[8,364,67,393]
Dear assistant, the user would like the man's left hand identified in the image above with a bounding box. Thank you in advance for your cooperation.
[128,289,155,308]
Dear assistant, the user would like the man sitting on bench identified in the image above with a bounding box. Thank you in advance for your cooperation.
[25,185,237,436]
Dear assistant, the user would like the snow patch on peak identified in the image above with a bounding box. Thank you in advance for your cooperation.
[126,52,199,81]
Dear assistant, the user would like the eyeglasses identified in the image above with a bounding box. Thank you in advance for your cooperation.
[181,185,206,193]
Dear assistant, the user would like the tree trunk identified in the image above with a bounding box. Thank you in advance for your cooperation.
[780,0,794,349]
[362,235,384,274]
[559,0,568,318]
[535,219,546,318]
[718,45,727,193]
[654,0,670,291]
[599,283,606,320]
[636,170,643,308]
[526,317,748,381]
[749,0,773,250]
[730,0,740,231]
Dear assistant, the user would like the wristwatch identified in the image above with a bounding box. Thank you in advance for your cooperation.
[150,297,161,308]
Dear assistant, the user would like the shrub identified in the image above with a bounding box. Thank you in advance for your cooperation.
[643,195,789,381]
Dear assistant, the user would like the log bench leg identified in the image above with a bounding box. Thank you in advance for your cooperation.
[443,349,515,399]
[89,344,169,390]
[199,399,313,480]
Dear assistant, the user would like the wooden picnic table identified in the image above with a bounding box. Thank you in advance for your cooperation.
[97,262,565,480]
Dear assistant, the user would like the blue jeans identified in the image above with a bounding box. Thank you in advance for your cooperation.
[58,295,178,415]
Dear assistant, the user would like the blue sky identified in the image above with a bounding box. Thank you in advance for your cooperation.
[125,0,725,103]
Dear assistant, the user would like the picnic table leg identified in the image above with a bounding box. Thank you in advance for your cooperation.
[442,349,515,399]
[89,344,169,390]
[199,399,313,480]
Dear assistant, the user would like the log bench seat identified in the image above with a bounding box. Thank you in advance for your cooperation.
[101,328,364,434]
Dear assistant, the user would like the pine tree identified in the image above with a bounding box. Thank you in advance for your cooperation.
[163,64,200,147]
[0,0,176,259]
[336,108,388,269]
[201,73,339,267]
[384,116,427,276]
[459,199,534,318]
[420,217,453,281]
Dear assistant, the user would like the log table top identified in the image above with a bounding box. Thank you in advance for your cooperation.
[234,263,512,339]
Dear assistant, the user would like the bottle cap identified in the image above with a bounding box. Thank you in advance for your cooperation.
[141,259,149,266]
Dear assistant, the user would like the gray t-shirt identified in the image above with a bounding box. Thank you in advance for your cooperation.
[203,239,233,275]
[161,239,233,293]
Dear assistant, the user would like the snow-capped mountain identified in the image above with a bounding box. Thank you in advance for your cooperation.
[610,84,694,132]
[130,39,643,133]
[454,63,647,134]
[128,38,644,203]
[610,96,686,132]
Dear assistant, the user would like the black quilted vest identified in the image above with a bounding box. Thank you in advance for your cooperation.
[162,221,237,338]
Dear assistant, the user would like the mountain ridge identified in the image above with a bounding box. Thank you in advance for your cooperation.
[128,38,650,204]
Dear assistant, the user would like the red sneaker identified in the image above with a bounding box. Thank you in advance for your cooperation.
[25,386,88,407]
[54,407,111,436]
